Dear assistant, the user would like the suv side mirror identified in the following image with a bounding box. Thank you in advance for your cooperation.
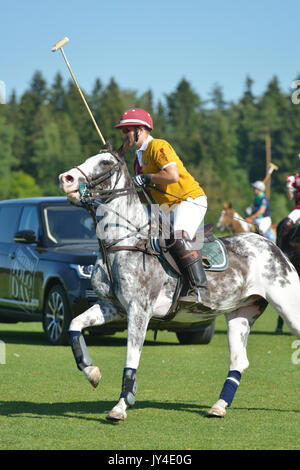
[14,230,37,244]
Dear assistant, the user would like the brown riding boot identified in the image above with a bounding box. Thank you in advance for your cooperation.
[167,231,211,307]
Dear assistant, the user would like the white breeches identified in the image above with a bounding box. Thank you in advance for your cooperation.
[255,216,271,235]
[166,195,208,240]
[287,209,300,224]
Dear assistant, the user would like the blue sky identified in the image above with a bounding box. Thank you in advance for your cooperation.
[1,0,299,106]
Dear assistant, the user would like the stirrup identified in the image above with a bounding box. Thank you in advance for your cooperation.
[180,286,211,307]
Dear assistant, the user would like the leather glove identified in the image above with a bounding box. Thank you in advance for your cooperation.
[132,174,151,187]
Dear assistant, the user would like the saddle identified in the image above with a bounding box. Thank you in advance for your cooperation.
[108,222,228,278]
[149,223,229,276]
[148,223,229,319]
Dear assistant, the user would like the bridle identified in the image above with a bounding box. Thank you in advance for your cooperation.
[73,149,132,203]
[71,148,151,243]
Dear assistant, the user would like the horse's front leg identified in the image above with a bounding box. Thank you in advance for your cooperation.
[68,300,124,388]
[207,308,253,418]
[106,302,151,421]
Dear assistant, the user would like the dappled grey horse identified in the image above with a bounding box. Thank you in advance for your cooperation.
[59,149,300,420]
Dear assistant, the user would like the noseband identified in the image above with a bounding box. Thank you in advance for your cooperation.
[72,150,131,203]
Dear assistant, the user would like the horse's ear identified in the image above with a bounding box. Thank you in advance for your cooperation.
[223,202,228,209]
[228,202,232,209]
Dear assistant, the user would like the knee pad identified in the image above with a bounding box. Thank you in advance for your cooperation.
[69,331,92,371]
[120,368,137,407]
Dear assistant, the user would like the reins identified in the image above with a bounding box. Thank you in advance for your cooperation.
[74,149,254,257]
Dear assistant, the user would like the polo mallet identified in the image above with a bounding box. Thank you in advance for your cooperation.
[263,162,279,184]
[51,37,106,146]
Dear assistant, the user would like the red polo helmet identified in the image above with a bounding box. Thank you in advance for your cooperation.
[114,108,153,130]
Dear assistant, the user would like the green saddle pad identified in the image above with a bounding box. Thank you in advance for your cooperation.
[202,238,228,272]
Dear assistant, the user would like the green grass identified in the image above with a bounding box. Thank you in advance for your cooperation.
[0,306,299,450]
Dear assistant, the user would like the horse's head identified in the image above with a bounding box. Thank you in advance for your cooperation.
[59,151,128,202]
[217,203,235,232]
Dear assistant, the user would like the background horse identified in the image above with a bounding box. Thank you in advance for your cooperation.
[59,150,300,420]
[217,203,250,233]
[276,219,300,276]
[275,220,300,333]
[217,202,277,241]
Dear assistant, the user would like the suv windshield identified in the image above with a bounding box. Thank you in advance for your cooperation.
[44,204,97,243]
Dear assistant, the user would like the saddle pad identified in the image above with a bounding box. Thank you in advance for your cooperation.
[202,238,228,272]
[152,236,228,273]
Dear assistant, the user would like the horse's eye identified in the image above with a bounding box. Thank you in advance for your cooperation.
[102,160,111,166]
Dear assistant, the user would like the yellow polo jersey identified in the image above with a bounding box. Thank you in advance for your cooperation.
[141,138,205,206]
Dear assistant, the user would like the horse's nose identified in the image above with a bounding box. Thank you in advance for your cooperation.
[59,172,74,184]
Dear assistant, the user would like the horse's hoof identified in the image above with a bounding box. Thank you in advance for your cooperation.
[207,402,227,418]
[106,408,127,421]
[83,366,101,388]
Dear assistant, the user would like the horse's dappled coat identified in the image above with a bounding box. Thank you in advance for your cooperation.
[59,151,300,419]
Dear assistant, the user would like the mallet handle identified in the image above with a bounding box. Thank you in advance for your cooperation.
[60,48,106,145]
[52,37,106,145]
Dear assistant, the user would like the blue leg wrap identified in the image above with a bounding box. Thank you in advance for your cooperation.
[219,370,241,406]
[68,330,92,371]
[120,368,137,407]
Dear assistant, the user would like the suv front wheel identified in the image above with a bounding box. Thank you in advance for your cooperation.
[43,284,71,345]
[176,319,215,345]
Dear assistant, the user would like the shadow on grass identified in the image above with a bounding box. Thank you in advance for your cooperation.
[0,330,49,346]
[1,399,299,424]
[0,326,290,348]
[0,399,209,423]
[0,330,179,347]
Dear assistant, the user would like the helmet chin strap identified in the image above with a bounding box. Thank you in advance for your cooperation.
[134,127,140,146]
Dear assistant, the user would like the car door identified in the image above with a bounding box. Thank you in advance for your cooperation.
[9,205,41,313]
[0,204,23,304]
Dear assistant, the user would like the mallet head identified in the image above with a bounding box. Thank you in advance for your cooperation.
[269,162,279,171]
[52,37,69,52]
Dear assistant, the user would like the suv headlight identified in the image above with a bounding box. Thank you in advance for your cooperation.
[70,264,94,278]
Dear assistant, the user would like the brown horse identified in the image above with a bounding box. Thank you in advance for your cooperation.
[217,202,277,240]
[217,203,250,234]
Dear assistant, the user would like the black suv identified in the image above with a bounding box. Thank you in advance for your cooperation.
[0,197,215,345]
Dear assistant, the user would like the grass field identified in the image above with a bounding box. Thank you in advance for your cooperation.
[0,305,299,451]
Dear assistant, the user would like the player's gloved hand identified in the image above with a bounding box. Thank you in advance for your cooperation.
[132,174,151,187]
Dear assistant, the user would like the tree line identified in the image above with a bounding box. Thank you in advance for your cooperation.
[1,71,300,224]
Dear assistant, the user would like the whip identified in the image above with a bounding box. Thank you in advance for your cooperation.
[148,184,254,227]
